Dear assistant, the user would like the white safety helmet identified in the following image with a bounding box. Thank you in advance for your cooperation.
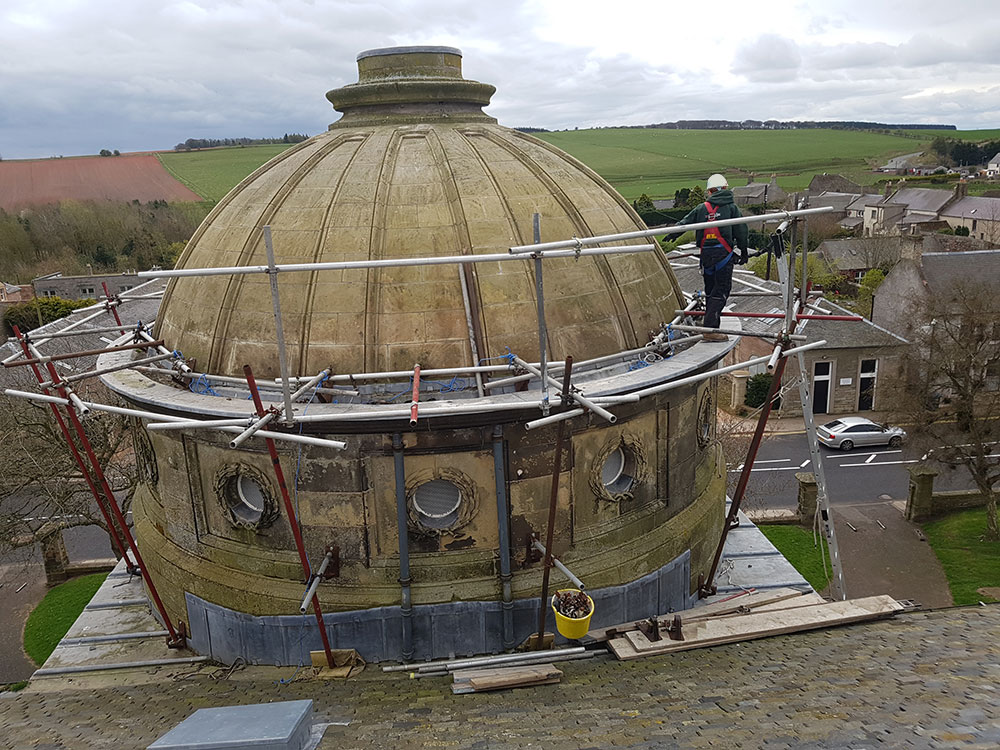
[706,173,728,192]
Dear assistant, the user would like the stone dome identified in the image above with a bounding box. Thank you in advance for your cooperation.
[156,46,684,379]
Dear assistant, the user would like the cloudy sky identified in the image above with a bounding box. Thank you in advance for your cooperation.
[2,0,999,159]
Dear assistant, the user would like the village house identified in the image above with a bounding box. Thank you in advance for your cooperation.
[987,152,1000,178]
[671,264,907,417]
[874,249,1000,340]
[732,173,787,207]
[862,183,962,236]
[32,271,143,301]
[816,237,901,281]
[939,195,1000,244]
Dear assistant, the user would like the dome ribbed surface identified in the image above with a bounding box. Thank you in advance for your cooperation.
[156,49,684,378]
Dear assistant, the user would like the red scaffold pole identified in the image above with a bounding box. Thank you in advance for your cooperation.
[36,354,185,646]
[243,365,336,669]
[409,364,421,426]
[11,326,136,571]
[101,282,126,330]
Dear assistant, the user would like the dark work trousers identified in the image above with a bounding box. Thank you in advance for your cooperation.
[700,244,734,329]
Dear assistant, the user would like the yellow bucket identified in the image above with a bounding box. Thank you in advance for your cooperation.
[551,589,595,640]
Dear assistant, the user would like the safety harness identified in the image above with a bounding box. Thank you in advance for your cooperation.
[700,200,734,275]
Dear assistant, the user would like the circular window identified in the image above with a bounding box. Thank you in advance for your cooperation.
[412,479,462,530]
[233,474,267,525]
[601,445,636,496]
[214,465,279,530]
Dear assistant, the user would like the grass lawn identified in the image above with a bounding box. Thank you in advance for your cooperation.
[922,508,1000,606]
[23,572,108,666]
[158,144,295,202]
[757,524,832,593]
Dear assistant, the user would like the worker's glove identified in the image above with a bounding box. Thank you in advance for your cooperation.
[738,251,749,265]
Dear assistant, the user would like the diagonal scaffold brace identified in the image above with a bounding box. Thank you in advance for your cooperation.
[243,364,336,670]
[699,344,790,598]
[10,327,188,647]
[11,325,137,575]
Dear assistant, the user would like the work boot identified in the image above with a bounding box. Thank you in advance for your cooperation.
[702,331,728,342]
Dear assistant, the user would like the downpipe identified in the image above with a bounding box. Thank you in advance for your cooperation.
[393,433,414,660]
[492,425,515,650]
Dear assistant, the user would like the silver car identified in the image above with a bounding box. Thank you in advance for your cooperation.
[817,416,906,451]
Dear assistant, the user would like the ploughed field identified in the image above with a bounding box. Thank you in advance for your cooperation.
[0,153,201,211]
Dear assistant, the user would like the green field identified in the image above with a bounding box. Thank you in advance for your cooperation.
[535,128,930,200]
[158,144,295,201]
[154,127,998,205]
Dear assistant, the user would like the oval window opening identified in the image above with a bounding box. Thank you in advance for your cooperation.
[413,479,462,530]
[601,446,635,496]
[232,474,266,525]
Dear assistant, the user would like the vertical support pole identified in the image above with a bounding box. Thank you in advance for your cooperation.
[12,327,135,571]
[393,433,414,660]
[244,364,334,668]
[794,348,847,600]
[798,196,810,312]
[457,268,486,398]
[532,213,550,415]
[775,230,847,601]
[536,358,574,648]
[492,425,514,650]
[261,225,295,423]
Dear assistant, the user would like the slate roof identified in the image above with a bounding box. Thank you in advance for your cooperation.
[3,605,1000,748]
[883,187,953,213]
[671,263,906,349]
[939,195,1000,220]
[814,191,859,212]
[919,249,1000,297]
[0,278,167,381]
[846,194,882,213]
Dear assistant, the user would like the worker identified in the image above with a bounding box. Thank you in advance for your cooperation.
[670,173,749,342]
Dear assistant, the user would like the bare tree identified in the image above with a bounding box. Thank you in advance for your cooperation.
[895,279,1000,539]
[0,369,137,560]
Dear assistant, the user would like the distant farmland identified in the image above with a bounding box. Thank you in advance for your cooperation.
[533,128,931,200]
[0,153,202,211]
[157,145,295,202]
[153,129,935,205]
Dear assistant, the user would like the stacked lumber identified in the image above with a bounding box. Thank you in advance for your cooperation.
[608,594,903,660]
[451,663,562,694]
[587,587,813,643]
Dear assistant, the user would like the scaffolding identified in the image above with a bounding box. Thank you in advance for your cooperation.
[3,202,858,662]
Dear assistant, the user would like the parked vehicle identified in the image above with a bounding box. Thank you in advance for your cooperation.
[816,417,906,451]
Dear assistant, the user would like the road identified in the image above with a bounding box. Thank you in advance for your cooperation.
[736,432,985,509]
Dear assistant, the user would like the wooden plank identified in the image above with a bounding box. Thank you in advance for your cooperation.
[451,664,562,693]
[586,587,810,642]
[609,595,903,661]
[453,677,561,694]
[452,664,559,684]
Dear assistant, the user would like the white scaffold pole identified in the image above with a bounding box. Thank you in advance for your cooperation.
[508,206,835,254]
[3,389,347,451]
[136,244,658,279]
[262,226,296,424]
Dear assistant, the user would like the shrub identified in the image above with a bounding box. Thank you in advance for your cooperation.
[745,373,774,408]
[3,296,95,335]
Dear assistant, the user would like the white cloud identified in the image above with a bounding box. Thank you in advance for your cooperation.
[0,0,998,158]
